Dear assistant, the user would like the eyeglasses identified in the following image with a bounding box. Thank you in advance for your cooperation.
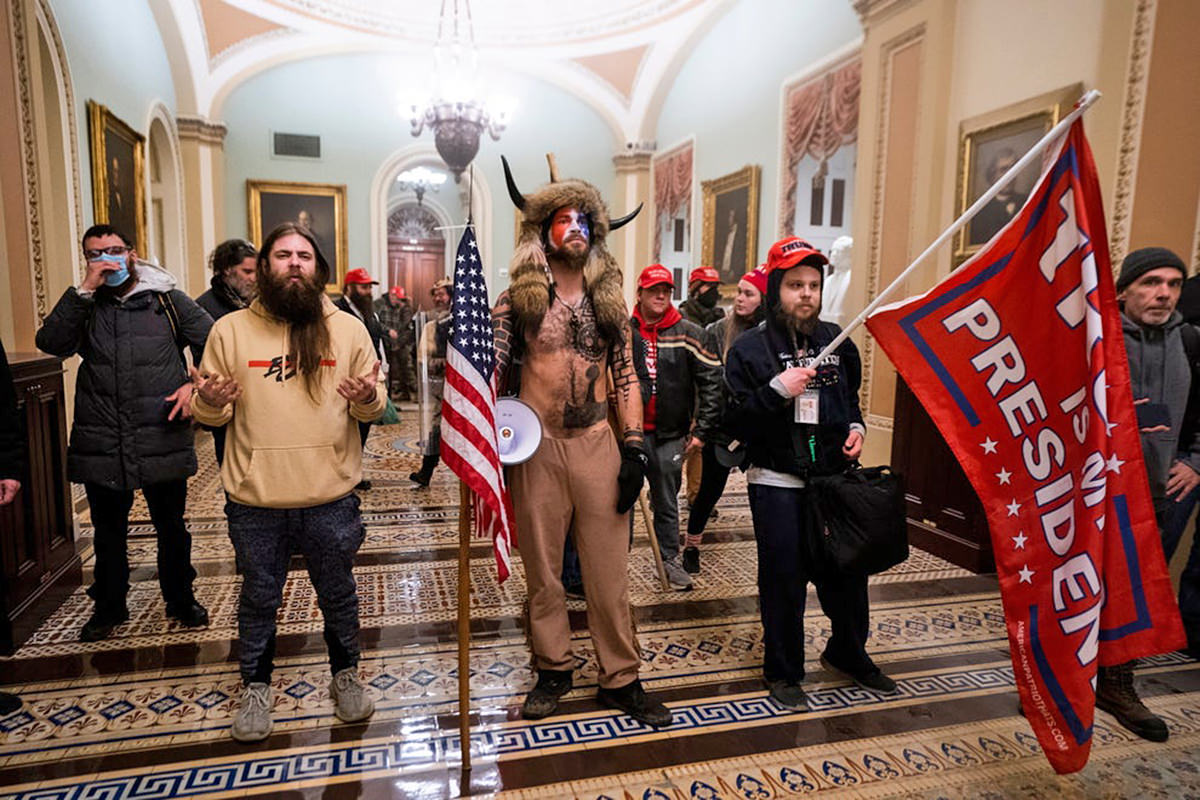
[83,245,130,260]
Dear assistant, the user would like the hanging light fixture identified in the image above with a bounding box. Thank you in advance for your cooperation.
[407,0,511,181]
[396,166,448,207]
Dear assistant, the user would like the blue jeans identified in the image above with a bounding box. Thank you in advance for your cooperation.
[1162,474,1200,646]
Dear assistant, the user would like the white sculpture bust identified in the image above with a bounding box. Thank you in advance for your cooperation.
[821,235,853,325]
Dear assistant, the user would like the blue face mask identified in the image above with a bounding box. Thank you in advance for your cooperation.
[94,253,130,287]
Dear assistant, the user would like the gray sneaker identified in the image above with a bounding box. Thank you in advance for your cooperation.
[230,683,273,743]
[663,558,694,591]
[331,668,376,723]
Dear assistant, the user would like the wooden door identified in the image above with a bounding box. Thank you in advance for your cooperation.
[387,237,446,312]
[891,376,994,573]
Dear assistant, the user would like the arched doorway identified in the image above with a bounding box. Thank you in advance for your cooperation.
[387,204,446,312]
[146,112,186,284]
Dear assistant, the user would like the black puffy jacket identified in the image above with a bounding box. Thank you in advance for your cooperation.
[724,319,864,478]
[35,266,213,489]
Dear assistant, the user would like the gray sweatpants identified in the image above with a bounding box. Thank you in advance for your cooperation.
[226,493,365,684]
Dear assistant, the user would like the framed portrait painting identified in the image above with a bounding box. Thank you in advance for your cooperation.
[701,165,761,286]
[247,180,348,289]
[87,101,147,256]
[954,83,1082,264]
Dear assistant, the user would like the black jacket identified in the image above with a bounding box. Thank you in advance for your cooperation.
[724,319,864,478]
[335,296,386,356]
[630,309,722,442]
[195,276,248,321]
[35,266,213,489]
[0,338,23,482]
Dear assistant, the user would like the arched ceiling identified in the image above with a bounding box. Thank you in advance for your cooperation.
[156,0,739,142]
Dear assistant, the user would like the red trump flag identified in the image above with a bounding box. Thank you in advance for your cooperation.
[866,120,1184,773]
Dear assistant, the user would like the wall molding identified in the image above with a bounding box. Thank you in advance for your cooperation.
[9,0,45,321]
[176,114,229,146]
[1110,0,1156,270]
[858,23,925,424]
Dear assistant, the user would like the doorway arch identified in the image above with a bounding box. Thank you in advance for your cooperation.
[145,104,187,287]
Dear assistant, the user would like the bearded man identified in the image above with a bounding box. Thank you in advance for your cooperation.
[191,222,385,743]
[336,268,388,490]
[725,236,895,710]
[492,155,671,728]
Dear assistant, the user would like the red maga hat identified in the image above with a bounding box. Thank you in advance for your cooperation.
[389,285,407,299]
[344,268,378,285]
[637,264,675,289]
[741,267,769,296]
[688,266,720,284]
[765,236,828,274]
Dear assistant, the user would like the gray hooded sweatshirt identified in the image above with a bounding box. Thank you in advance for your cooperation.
[1121,310,1200,500]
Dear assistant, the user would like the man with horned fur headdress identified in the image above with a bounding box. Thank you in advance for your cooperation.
[493,155,672,727]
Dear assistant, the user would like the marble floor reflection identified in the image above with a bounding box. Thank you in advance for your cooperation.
[3,414,1200,799]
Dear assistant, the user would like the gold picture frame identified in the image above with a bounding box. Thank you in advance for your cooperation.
[87,101,147,256]
[701,165,761,286]
[247,179,349,289]
[954,83,1083,265]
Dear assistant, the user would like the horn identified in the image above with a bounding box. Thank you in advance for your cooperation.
[545,153,560,183]
[501,155,526,211]
[609,202,643,232]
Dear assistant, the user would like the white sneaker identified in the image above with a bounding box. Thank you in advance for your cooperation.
[230,683,273,743]
[663,559,694,591]
[330,668,375,723]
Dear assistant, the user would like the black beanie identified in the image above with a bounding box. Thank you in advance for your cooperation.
[1116,246,1187,291]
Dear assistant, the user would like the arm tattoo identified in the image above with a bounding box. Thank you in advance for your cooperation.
[492,291,515,392]
[610,318,644,447]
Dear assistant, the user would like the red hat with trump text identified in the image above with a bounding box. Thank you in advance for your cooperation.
[688,266,720,285]
[344,268,378,285]
[389,285,407,299]
[638,264,675,289]
[765,236,828,274]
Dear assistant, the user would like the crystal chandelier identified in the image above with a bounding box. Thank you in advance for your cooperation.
[408,0,511,181]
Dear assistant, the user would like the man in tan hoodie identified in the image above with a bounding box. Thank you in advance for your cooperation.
[191,222,385,743]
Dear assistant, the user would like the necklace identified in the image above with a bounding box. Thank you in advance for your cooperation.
[555,292,603,359]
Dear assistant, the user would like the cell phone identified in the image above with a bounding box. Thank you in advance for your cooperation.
[1135,402,1171,429]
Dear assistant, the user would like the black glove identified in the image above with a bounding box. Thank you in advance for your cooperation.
[617,444,648,513]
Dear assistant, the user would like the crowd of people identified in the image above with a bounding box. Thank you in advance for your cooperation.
[2,170,1197,744]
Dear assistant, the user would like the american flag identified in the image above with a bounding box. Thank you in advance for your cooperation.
[440,226,516,582]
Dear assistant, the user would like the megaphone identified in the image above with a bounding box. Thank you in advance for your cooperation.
[496,397,543,465]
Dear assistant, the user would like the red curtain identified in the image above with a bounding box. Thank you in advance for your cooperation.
[780,58,861,235]
[653,144,693,261]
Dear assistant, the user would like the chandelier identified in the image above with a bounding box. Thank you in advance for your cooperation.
[396,166,448,207]
[408,0,511,181]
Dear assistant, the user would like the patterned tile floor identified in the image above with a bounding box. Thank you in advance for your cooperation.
[5,418,1200,799]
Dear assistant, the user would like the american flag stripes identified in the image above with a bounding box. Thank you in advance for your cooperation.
[440,226,516,582]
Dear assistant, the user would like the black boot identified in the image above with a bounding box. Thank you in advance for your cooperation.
[1096,661,1168,742]
[409,455,439,488]
[521,669,573,720]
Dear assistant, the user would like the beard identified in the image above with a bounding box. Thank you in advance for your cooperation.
[258,269,324,325]
[548,238,589,270]
[774,304,819,338]
[349,291,374,319]
[227,273,257,302]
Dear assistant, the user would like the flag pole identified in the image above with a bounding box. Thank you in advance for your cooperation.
[457,480,473,786]
[457,168,476,790]
[810,89,1102,367]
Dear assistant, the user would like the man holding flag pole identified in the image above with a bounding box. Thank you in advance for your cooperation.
[803,90,1185,774]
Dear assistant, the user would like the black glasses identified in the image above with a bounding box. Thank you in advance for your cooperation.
[83,245,130,260]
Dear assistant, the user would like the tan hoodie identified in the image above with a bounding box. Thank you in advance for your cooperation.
[192,296,386,508]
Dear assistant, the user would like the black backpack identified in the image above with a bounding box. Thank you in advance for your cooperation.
[808,465,909,576]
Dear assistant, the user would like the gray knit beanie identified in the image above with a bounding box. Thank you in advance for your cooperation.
[1116,246,1187,291]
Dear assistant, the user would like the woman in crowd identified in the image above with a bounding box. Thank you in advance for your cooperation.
[681,267,768,574]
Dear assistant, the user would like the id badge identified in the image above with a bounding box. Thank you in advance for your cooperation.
[794,390,820,424]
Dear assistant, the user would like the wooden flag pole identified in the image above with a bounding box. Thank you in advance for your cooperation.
[638,490,670,590]
[457,481,473,785]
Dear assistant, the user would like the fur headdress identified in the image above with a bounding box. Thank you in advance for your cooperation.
[503,154,641,341]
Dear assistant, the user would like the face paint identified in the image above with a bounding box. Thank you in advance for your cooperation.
[548,207,590,251]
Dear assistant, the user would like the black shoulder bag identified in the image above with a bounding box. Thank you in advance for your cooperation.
[808,465,909,576]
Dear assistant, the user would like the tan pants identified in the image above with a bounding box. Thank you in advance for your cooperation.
[510,421,640,689]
